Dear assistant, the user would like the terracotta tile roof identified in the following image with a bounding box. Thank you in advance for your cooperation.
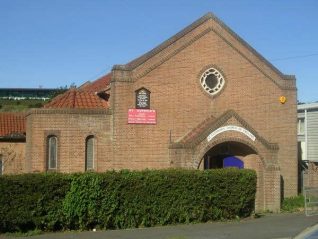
[44,89,109,109]
[80,73,112,93]
[0,112,26,138]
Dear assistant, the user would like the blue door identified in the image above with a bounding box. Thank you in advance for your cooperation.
[223,156,244,169]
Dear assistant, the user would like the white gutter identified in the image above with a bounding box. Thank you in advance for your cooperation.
[298,102,318,111]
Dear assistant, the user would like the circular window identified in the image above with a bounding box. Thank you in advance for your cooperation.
[200,68,225,96]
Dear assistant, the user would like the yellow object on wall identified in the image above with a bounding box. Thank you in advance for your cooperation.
[279,96,287,104]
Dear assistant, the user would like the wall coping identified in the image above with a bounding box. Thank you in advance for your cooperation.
[26,108,112,116]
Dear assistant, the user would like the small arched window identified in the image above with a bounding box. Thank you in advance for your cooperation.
[85,136,95,171]
[47,136,58,170]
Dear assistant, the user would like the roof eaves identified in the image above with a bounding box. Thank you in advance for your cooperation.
[96,85,111,94]
[0,133,26,140]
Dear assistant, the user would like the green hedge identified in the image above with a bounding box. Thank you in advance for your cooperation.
[0,169,256,233]
[0,173,71,232]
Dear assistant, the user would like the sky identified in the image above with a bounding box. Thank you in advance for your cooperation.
[0,0,317,102]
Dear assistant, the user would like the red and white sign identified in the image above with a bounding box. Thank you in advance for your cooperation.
[128,109,156,124]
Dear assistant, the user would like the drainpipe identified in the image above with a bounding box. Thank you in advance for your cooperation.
[304,109,308,190]
[305,109,308,161]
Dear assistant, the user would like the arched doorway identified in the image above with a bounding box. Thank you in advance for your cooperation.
[201,141,267,211]
[203,141,256,170]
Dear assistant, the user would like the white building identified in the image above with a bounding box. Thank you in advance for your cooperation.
[297,102,318,189]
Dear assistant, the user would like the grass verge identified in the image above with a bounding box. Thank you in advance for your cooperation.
[281,195,305,212]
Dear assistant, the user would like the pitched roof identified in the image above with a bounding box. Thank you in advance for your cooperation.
[0,112,26,138]
[80,73,112,93]
[44,89,109,109]
[113,12,295,85]
[122,13,214,70]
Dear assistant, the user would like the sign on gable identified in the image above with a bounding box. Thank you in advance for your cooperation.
[207,125,256,142]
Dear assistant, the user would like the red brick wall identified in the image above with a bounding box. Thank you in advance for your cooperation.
[243,154,265,212]
[111,17,297,198]
[109,17,297,211]
[0,141,25,174]
[23,15,297,212]
[26,109,112,173]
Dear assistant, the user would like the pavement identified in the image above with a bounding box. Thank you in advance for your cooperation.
[295,223,318,239]
[1,212,318,239]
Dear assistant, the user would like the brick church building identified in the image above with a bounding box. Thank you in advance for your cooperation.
[0,13,297,212]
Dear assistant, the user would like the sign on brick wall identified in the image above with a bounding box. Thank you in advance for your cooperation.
[128,109,156,124]
[207,125,256,142]
[135,88,150,109]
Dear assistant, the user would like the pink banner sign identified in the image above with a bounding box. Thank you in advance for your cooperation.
[128,109,157,124]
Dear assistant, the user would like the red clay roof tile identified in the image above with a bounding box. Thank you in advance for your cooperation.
[80,73,111,93]
[0,112,26,137]
[44,89,109,109]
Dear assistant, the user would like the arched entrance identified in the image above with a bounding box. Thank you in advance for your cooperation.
[169,112,282,212]
[202,141,257,170]
[199,140,267,212]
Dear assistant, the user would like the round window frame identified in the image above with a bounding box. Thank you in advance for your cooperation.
[199,66,226,97]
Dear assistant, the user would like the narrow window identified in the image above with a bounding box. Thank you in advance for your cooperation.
[47,136,57,170]
[0,155,3,175]
[85,136,94,171]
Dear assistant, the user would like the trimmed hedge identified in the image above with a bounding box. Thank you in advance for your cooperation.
[0,173,71,232]
[0,168,256,233]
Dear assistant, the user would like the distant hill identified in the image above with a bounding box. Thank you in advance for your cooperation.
[0,99,48,112]
[0,87,69,112]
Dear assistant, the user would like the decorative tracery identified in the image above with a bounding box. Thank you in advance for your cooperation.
[200,68,225,96]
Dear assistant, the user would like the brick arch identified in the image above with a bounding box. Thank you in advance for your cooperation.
[193,137,272,212]
[190,135,281,212]
[193,137,267,170]
[85,133,97,139]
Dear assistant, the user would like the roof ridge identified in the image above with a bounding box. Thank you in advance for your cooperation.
[208,13,287,79]
[113,12,214,71]
[112,12,291,81]
[72,90,76,108]
[80,73,112,93]
[43,87,109,109]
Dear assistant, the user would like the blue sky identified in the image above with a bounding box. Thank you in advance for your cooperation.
[0,0,317,102]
